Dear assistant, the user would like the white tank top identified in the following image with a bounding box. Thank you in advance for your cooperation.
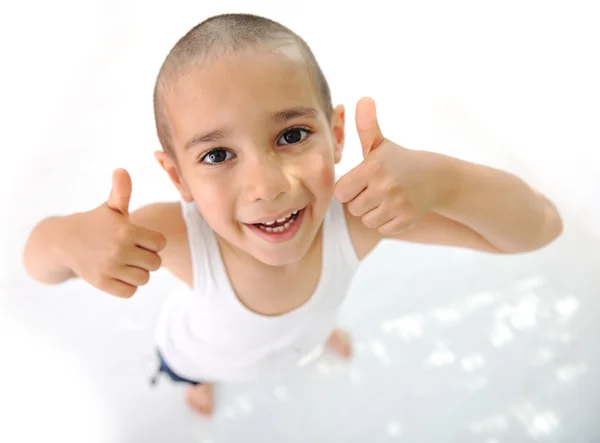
[154,197,359,383]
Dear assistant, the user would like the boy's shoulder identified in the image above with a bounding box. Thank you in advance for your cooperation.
[130,201,193,287]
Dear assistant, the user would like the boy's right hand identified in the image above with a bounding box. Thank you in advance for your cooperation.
[63,169,166,298]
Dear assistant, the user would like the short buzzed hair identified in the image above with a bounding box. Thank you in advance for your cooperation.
[153,13,333,156]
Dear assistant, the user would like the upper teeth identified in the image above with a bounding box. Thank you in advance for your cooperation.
[263,210,299,225]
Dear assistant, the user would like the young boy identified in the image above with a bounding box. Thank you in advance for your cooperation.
[23,13,563,416]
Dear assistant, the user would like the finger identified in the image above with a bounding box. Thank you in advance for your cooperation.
[113,265,151,287]
[107,169,132,216]
[346,187,382,217]
[123,246,162,272]
[377,217,416,236]
[356,97,385,158]
[361,202,395,229]
[132,226,167,253]
[96,277,137,299]
[333,163,371,203]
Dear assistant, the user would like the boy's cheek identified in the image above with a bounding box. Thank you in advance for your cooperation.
[320,166,336,191]
[302,152,336,190]
[191,184,229,219]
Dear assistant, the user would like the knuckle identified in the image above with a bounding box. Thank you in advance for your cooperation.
[116,224,134,241]
[114,224,127,239]
[392,192,406,207]
[107,242,124,260]
[362,214,377,229]
[384,181,400,195]
[369,158,385,174]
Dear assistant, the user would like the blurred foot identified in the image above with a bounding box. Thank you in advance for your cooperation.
[185,383,214,415]
[326,328,352,359]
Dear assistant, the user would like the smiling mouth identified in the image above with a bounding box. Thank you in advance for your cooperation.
[252,209,301,233]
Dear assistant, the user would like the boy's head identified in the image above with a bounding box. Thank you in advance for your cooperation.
[153,13,346,267]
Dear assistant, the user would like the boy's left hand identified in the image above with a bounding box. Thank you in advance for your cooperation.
[334,97,445,236]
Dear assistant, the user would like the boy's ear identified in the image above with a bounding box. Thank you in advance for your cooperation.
[331,104,345,164]
[154,151,194,202]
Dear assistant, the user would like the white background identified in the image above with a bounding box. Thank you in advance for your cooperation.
[1,1,599,442]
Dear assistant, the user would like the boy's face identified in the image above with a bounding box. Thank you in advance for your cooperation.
[156,49,345,267]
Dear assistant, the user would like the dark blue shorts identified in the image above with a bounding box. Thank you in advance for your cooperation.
[150,350,202,386]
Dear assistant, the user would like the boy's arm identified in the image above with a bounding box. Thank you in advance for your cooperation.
[339,97,562,259]
[23,215,78,284]
[23,201,191,289]
[345,204,504,259]
[344,154,562,259]
[23,169,193,297]
[425,156,563,253]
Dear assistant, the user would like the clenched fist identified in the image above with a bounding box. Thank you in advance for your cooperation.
[62,169,166,298]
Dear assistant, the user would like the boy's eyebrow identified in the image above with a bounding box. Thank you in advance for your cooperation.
[270,106,319,124]
[183,107,318,151]
[184,128,231,151]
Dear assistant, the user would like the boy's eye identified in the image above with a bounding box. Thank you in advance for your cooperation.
[200,148,233,164]
[278,128,311,145]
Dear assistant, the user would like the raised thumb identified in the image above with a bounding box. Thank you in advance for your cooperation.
[356,97,385,158]
[107,168,132,216]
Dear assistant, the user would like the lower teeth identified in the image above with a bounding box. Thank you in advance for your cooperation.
[261,220,292,233]
[258,211,299,233]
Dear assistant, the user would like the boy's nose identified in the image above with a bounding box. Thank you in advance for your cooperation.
[242,154,290,202]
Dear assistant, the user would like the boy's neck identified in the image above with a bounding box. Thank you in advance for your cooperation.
[216,227,324,316]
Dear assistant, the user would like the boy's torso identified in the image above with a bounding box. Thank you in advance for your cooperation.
[144,198,374,381]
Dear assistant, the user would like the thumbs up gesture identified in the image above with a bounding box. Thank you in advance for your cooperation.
[107,168,134,216]
[63,169,166,298]
[334,97,443,236]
